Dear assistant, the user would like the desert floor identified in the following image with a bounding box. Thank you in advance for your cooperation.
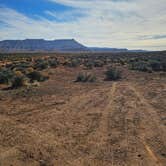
[0,66,166,166]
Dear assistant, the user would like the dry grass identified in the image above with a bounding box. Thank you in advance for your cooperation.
[0,53,166,166]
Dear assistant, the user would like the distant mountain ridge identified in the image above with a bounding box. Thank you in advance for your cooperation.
[0,39,88,52]
[89,47,128,52]
[0,39,147,52]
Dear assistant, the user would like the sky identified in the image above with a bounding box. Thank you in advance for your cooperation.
[0,0,166,50]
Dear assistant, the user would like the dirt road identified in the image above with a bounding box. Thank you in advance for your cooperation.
[0,68,166,166]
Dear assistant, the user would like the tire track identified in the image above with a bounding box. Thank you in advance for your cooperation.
[89,83,117,165]
[128,83,165,166]
[98,82,117,141]
[143,142,161,165]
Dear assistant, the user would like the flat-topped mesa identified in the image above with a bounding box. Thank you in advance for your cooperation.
[0,39,89,52]
[0,39,147,53]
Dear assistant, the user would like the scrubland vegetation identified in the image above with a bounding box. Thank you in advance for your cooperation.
[0,51,166,166]
[0,56,53,88]
[0,51,165,89]
[105,67,122,81]
[76,72,96,82]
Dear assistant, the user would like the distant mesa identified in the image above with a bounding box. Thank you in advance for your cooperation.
[0,39,146,53]
[0,39,88,52]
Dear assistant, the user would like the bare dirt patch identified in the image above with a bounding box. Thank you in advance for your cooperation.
[0,54,166,166]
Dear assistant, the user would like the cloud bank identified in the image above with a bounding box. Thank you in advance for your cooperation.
[0,0,166,50]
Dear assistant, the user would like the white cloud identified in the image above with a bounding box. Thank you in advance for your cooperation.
[0,0,166,50]
[45,9,87,22]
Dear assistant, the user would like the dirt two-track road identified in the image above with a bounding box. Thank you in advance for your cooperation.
[0,67,166,166]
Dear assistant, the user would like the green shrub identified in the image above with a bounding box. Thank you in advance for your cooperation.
[0,72,9,84]
[35,59,49,70]
[119,59,126,65]
[66,59,80,67]
[12,62,32,73]
[0,68,14,84]
[84,62,94,69]
[76,72,96,82]
[129,59,166,72]
[161,61,166,71]
[130,61,152,72]
[86,74,96,82]
[149,60,162,71]
[105,67,121,81]
[48,59,58,68]
[11,76,27,88]
[27,71,49,82]
[94,60,104,67]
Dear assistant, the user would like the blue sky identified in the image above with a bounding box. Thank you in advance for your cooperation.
[0,0,166,50]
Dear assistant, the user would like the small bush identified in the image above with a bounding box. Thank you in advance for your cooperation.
[11,62,32,73]
[161,61,166,71]
[0,68,14,84]
[65,59,80,67]
[14,70,24,77]
[94,60,104,67]
[76,72,96,82]
[130,61,152,72]
[11,76,27,88]
[27,71,49,82]
[105,67,121,81]
[84,62,94,69]
[0,72,9,84]
[35,59,49,70]
[48,59,58,68]
[26,67,34,74]
[149,60,162,71]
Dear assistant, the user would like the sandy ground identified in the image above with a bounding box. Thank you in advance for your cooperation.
[0,66,166,166]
